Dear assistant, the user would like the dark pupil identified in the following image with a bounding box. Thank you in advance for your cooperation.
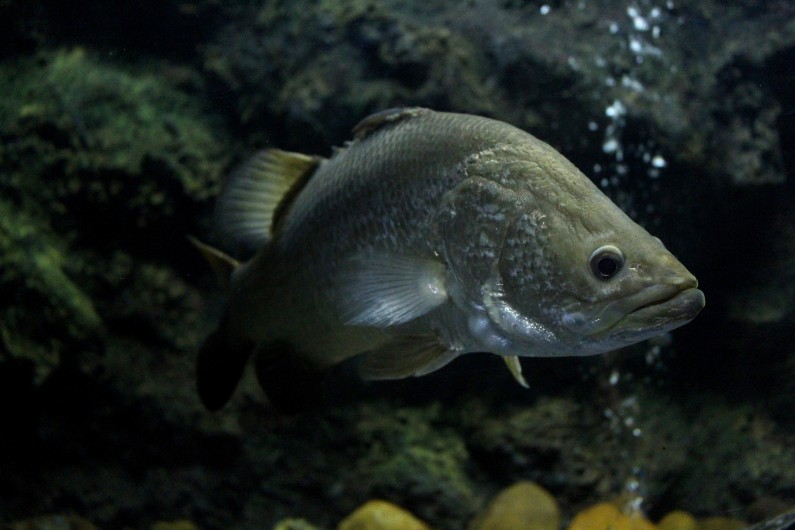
[597,256,618,277]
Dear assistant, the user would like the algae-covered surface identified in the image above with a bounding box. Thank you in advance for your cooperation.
[1,1,794,529]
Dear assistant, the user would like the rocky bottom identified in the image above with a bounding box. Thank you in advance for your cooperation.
[6,481,795,530]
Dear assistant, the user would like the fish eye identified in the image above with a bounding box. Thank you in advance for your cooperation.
[589,245,624,280]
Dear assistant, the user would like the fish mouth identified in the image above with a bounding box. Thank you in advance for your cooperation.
[616,286,705,333]
[562,283,705,337]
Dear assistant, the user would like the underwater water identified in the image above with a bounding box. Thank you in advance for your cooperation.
[1,0,794,529]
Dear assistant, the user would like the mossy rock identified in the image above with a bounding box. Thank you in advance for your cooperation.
[0,48,227,241]
[348,403,480,527]
[0,47,228,384]
[0,198,101,383]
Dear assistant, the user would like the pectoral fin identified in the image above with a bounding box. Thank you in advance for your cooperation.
[502,355,529,388]
[357,334,459,380]
[339,253,448,327]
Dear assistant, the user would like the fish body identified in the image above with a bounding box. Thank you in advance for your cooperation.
[195,108,704,410]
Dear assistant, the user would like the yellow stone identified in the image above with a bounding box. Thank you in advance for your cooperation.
[697,516,748,530]
[337,500,431,530]
[469,481,560,530]
[567,502,657,530]
[658,510,698,530]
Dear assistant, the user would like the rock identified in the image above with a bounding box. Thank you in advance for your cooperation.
[469,481,559,530]
[658,510,698,530]
[567,502,656,530]
[272,518,322,530]
[337,500,431,530]
[347,403,479,528]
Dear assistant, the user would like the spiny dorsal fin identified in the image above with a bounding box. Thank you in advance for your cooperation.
[213,149,320,253]
[189,236,239,291]
[352,107,428,140]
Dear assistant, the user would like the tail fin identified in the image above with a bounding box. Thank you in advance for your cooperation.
[196,314,253,411]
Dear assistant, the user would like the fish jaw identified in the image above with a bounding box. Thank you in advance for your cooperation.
[561,279,705,344]
[608,286,704,337]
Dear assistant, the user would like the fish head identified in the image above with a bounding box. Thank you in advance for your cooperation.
[492,160,704,355]
[445,146,704,357]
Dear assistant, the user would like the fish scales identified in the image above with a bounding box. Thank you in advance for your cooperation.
[278,110,532,258]
[193,107,704,410]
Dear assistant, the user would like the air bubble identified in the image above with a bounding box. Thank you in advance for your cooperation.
[603,138,619,153]
[605,100,627,118]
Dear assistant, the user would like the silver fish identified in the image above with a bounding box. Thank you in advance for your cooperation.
[193,108,704,410]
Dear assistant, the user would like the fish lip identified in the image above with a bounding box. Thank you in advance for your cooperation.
[622,286,705,325]
[562,283,704,336]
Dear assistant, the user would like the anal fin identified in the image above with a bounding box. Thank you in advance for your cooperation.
[357,334,459,380]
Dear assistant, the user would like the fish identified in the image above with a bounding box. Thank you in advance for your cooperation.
[741,510,795,530]
[192,107,705,411]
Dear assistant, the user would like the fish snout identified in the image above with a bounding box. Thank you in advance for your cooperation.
[654,266,704,321]
[664,270,698,291]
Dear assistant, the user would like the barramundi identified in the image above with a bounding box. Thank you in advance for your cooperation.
[193,108,704,410]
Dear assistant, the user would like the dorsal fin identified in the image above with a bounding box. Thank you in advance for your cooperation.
[352,107,428,140]
[213,149,320,254]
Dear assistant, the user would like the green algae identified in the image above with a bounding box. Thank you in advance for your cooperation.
[0,47,228,386]
[350,403,479,525]
[0,48,226,230]
[0,198,101,383]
